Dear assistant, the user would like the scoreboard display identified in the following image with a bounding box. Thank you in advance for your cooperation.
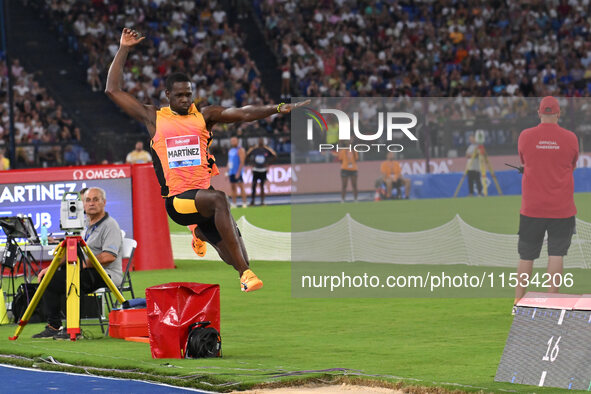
[0,165,133,242]
[496,293,591,389]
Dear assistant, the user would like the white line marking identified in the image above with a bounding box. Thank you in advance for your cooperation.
[539,370,547,386]
[558,309,566,325]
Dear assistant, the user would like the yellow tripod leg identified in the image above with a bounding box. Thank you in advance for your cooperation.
[479,148,488,196]
[453,149,478,197]
[483,151,503,195]
[453,171,469,198]
[83,244,126,304]
[9,244,66,340]
[65,260,81,340]
[64,237,81,340]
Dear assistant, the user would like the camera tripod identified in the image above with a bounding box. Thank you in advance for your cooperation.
[0,216,41,304]
[453,144,502,197]
[1,236,40,302]
[9,236,126,341]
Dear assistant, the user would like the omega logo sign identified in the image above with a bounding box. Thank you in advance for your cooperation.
[72,169,127,180]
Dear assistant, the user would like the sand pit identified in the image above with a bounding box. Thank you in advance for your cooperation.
[233,384,403,393]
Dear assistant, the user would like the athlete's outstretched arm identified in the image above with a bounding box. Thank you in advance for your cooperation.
[105,28,156,136]
[266,145,277,158]
[202,99,311,129]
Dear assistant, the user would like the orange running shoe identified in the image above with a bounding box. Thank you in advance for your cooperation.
[188,224,207,257]
[240,269,263,292]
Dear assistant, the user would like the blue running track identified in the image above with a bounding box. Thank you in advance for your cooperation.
[0,363,214,393]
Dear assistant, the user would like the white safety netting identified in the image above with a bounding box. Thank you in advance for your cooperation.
[170,215,591,268]
[170,216,290,262]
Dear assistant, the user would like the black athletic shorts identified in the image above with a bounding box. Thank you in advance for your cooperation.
[341,169,357,178]
[229,174,243,183]
[252,170,267,183]
[165,188,222,244]
[518,215,576,260]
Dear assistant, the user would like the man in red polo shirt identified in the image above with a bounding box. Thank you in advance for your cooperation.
[514,96,579,306]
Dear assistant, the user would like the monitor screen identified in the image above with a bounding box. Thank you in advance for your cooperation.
[0,166,133,243]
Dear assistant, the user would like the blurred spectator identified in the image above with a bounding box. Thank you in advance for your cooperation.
[0,147,9,170]
[30,0,591,164]
[87,63,102,92]
[246,137,277,205]
[0,58,87,167]
[380,152,411,199]
[280,58,290,99]
[126,141,152,164]
[40,0,272,112]
[257,1,591,99]
[465,134,484,197]
[63,144,78,165]
[34,0,289,158]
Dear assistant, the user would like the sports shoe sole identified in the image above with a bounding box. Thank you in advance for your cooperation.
[192,238,207,257]
[241,279,263,293]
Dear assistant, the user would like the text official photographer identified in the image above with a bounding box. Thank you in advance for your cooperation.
[33,187,123,339]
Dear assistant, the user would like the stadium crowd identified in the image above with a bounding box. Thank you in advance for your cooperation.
[5,0,589,168]
[254,0,591,158]
[33,0,294,161]
[0,58,89,168]
[256,0,591,98]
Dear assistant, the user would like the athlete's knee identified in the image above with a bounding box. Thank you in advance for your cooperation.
[213,191,229,209]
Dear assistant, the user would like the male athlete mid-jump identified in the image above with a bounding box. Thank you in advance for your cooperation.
[106,28,308,292]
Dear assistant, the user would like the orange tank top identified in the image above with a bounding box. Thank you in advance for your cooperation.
[152,104,211,196]
[337,150,358,170]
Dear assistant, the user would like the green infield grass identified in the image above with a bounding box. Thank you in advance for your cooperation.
[0,193,590,392]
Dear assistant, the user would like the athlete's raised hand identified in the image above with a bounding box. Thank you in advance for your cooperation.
[107,28,156,136]
[279,99,312,114]
[120,28,145,48]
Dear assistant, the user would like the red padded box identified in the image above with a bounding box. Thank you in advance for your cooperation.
[146,282,220,359]
[108,308,148,338]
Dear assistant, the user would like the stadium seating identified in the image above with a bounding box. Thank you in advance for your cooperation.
[256,1,591,98]
[31,0,290,164]
[253,1,591,158]
[10,1,591,166]
[0,59,88,168]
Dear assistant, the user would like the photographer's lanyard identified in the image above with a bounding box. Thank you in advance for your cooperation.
[84,225,97,242]
[84,213,109,242]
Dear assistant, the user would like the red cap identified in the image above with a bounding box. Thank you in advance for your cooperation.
[539,96,560,115]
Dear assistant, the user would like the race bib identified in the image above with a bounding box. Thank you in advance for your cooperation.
[255,154,266,165]
[166,135,201,168]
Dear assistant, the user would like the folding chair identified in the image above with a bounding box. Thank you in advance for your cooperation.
[82,238,137,334]
[105,238,137,308]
